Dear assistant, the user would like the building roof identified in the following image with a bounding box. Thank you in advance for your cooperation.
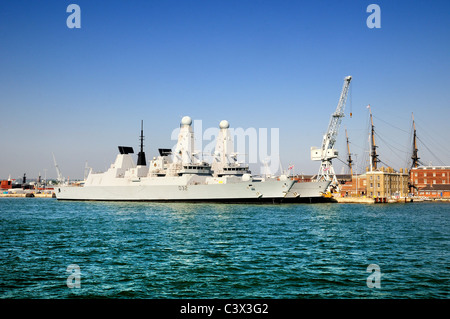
[336,174,352,180]
[365,170,409,176]
[419,184,450,191]
[412,166,450,170]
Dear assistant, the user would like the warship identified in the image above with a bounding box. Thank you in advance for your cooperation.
[210,119,331,202]
[55,117,296,202]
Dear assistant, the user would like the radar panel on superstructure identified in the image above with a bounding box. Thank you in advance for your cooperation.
[159,148,172,156]
[118,146,134,154]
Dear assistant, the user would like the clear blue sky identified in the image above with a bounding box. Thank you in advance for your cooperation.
[1,0,449,180]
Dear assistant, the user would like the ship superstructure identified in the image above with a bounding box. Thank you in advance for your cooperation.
[211,120,250,177]
[209,119,331,201]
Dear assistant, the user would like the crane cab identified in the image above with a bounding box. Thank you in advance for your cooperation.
[311,147,339,161]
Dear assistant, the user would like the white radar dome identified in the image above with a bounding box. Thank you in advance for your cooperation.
[181,116,192,126]
[219,120,229,129]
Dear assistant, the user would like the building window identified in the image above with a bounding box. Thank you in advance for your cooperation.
[443,180,446,184]
[424,173,427,177]
[415,173,418,177]
[433,173,436,177]
[370,183,373,188]
[378,183,380,188]
[424,179,427,184]
[433,180,436,184]
[442,173,445,177]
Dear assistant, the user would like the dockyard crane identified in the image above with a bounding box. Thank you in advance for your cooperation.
[52,152,64,184]
[311,75,352,191]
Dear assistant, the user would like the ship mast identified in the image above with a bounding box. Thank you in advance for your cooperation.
[369,106,379,171]
[345,128,353,176]
[410,112,420,169]
[137,120,147,166]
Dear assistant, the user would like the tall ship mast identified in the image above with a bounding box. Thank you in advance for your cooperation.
[345,128,353,176]
[369,105,380,171]
[410,112,421,169]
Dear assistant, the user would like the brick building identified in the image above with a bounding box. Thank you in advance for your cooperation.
[418,184,450,198]
[339,174,367,197]
[410,166,450,189]
[409,166,450,198]
[339,167,409,199]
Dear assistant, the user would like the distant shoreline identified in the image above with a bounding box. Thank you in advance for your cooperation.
[0,193,55,198]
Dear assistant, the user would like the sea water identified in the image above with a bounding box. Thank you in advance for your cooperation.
[0,198,448,299]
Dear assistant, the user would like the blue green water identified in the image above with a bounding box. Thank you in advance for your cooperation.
[0,198,448,299]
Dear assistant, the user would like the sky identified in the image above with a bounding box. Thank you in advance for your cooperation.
[1,0,449,180]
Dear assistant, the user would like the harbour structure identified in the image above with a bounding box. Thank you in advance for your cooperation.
[52,153,65,185]
[55,116,295,202]
[1,174,32,191]
[311,75,352,192]
[0,178,13,190]
[0,173,55,198]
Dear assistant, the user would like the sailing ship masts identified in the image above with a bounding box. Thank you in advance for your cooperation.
[411,112,420,169]
[345,128,353,176]
[369,108,378,171]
